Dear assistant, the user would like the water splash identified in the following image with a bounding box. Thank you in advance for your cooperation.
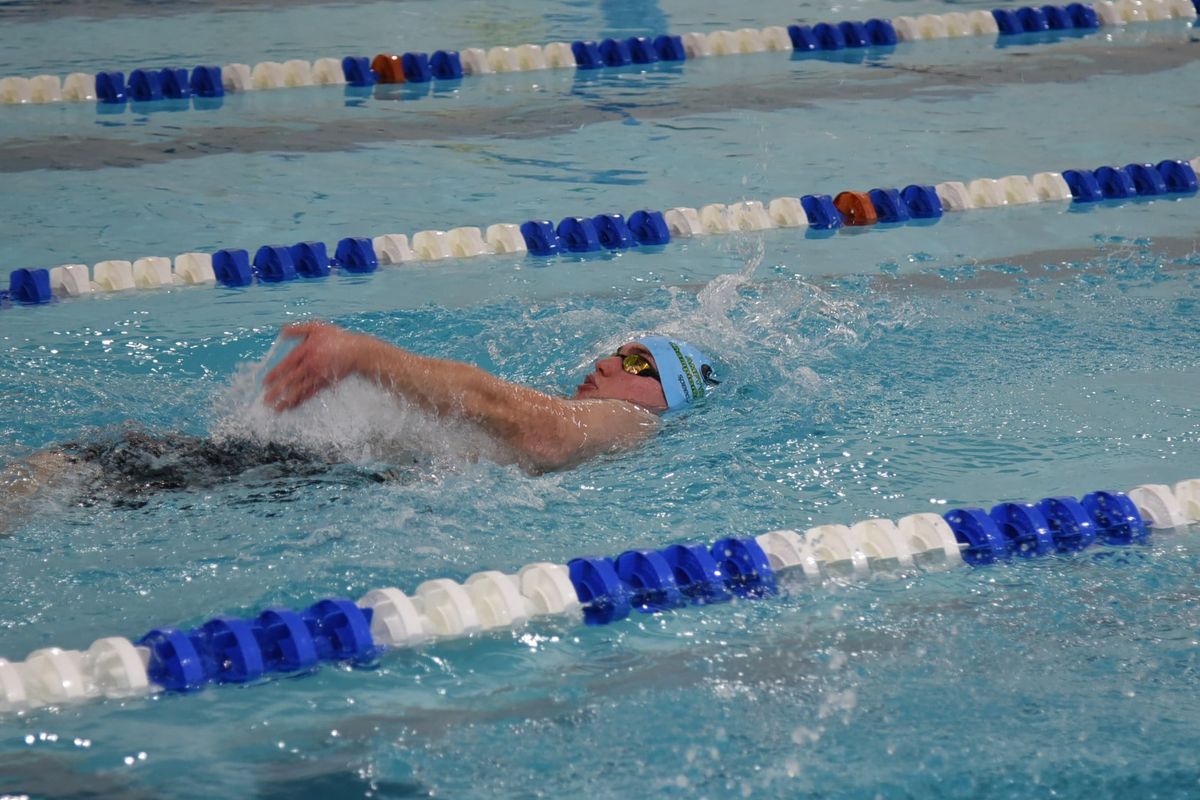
[208,340,507,469]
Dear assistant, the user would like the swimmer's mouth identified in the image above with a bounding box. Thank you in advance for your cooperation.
[578,374,597,391]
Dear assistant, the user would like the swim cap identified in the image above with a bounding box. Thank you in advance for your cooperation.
[635,335,719,411]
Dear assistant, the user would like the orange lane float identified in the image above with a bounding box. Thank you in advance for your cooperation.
[833,191,879,225]
[371,54,406,84]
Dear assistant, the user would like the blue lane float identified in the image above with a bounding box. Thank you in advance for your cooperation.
[567,536,774,625]
[212,249,253,287]
[1035,496,1097,551]
[710,537,776,597]
[995,3,1101,34]
[572,35,684,70]
[1125,162,1168,196]
[868,188,912,222]
[8,268,52,305]
[788,25,821,51]
[1063,168,1105,203]
[205,238,374,288]
[900,184,944,218]
[401,53,433,82]
[943,490,1146,562]
[592,214,633,249]
[944,508,1010,564]
[839,21,871,47]
[790,18,897,51]
[654,35,687,61]
[429,50,463,80]
[519,220,561,256]
[599,38,634,67]
[568,557,631,624]
[252,246,298,283]
[334,237,378,273]
[290,242,331,278]
[571,41,605,70]
[159,68,191,100]
[1043,5,1074,28]
[1017,7,1051,32]
[627,210,671,245]
[865,19,899,46]
[1081,491,1148,544]
[990,502,1056,557]
[662,544,730,603]
[801,194,844,229]
[812,23,848,50]
[189,66,223,97]
[522,208,671,254]
[1067,3,1101,27]
[256,608,319,673]
[1094,166,1137,199]
[137,597,375,692]
[127,68,164,102]
[1056,160,1200,203]
[615,551,684,612]
[97,65,225,104]
[1157,159,1199,193]
[342,56,376,87]
[626,36,659,65]
[556,217,602,252]
[94,71,126,103]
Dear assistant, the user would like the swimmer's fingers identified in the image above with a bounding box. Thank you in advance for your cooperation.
[265,345,347,411]
[263,341,312,393]
[264,322,337,390]
[265,323,361,411]
[265,358,319,410]
[268,369,325,412]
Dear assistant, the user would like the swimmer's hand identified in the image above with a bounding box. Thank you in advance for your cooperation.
[263,322,376,411]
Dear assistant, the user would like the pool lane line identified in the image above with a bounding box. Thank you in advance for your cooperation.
[4,155,1198,307]
[0,479,1195,713]
[0,0,1195,109]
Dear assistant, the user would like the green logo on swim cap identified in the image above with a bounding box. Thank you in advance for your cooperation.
[669,341,705,403]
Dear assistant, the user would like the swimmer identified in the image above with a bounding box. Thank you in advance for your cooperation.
[0,323,719,528]
[262,321,720,471]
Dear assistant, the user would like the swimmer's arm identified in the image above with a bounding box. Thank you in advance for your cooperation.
[264,323,657,470]
[360,342,657,469]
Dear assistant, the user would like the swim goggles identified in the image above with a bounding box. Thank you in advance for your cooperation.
[616,351,660,382]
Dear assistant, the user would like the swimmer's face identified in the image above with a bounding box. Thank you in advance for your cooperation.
[574,342,668,412]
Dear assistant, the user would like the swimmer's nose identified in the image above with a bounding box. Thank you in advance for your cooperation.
[595,355,620,376]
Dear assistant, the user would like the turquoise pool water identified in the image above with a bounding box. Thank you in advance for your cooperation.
[2,1,1200,797]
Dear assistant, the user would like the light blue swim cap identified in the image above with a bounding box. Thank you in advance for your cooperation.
[635,335,719,411]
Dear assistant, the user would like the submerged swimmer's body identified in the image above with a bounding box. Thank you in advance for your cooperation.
[1,323,719,519]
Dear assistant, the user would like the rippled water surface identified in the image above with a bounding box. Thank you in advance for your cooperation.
[2,0,1200,797]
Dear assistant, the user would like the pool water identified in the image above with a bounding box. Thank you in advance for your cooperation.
[2,1,1200,797]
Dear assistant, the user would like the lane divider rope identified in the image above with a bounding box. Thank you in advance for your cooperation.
[5,154,1198,308]
[0,1,1195,108]
[0,478,1196,713]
